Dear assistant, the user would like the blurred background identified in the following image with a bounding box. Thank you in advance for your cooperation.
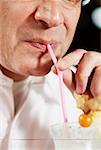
[69,0,101,52]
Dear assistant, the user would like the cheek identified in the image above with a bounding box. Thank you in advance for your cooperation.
[64,7,81,32]
[3,2,39,26]
[0,2,40,51]
[1,2,39,39]
[0,2,37,66]
[0,5,18,63]
[62,8,81,50]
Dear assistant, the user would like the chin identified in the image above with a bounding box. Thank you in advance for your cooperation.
[26,65,52,77]
[37,70,51,76]
[29,69,51,76]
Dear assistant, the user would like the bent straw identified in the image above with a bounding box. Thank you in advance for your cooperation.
[47,44,68,122]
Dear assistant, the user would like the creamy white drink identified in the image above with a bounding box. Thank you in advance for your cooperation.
[50,122,101,150]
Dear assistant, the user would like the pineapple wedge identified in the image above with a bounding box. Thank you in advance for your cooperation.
[74,92,101,113]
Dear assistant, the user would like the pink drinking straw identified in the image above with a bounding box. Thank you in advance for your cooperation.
[47,44,68,122]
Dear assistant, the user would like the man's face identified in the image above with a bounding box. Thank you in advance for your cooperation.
[0,0,81,78]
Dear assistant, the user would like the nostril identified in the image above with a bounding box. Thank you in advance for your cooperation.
[39,20,48,26]
[35,19,49,28]
[34,10,49,27]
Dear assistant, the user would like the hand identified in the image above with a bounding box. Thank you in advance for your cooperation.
[53,49,101,112]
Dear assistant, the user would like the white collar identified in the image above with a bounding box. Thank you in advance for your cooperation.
[0,69,13,87]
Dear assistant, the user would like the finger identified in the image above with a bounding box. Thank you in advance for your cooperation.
[52,65,75,93]
[75,52,101,94]
[51,65,58,74]
[57,49,87,70]
[90,65,101,98]
[63,69,75,93]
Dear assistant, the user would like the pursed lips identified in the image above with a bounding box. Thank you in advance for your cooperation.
[25,38,57,53]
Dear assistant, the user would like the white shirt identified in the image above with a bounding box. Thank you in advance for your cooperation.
[0,70,81,150]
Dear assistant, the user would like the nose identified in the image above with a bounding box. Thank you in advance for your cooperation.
[34,1,64,28]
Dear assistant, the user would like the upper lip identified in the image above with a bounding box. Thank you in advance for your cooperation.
[25,38,57,46]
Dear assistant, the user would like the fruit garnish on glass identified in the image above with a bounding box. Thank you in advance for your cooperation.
[74,92,101,128]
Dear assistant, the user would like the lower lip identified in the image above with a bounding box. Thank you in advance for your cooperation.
[26,42,47,53]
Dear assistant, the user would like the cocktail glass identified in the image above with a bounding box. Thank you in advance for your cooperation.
[50,122,101,150]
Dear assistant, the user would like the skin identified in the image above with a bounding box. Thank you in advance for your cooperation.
[57,50,101,98]
[0,0,81,80]
[0,1,101,102]
[56,50,101,112]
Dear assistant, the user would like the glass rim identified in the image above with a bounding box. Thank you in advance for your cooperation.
[50,122,101,140]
